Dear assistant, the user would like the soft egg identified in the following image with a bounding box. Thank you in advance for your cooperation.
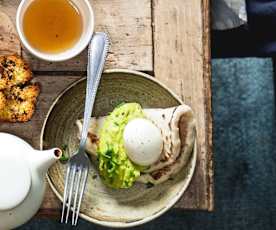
[123,118,163,166]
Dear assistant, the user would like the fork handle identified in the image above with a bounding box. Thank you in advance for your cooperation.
[79,33,109,151]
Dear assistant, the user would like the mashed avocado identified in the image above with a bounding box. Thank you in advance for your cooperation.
[97,103,144,189]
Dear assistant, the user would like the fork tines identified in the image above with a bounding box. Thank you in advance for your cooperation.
[61,164,89,225]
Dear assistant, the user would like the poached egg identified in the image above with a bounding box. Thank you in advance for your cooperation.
[123,118,163,166]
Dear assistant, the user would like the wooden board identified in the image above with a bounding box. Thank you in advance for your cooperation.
[0,12,21,56]
[0,0,153,71]
[0,0,213,214]
[152,0,213,210]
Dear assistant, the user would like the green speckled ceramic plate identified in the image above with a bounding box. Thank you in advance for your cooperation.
[40,69,197,228]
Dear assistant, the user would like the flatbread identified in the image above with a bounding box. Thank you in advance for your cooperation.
[138,105,196,184]
[76,105,196,185]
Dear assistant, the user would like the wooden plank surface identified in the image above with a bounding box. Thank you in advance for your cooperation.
[0,0,213,214]
[0,0,153,71]
[0,11,21,56]
[153,0,213,210]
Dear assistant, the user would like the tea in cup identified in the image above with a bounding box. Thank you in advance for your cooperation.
[16,0,94,61]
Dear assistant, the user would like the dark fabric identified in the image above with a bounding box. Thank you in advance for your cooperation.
[212,0,276,58]
[19,58,276,230]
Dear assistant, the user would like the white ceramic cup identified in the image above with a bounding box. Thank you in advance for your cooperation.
[16,0,94,62]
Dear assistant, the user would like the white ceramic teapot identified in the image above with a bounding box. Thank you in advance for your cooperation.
[0,132,61,229]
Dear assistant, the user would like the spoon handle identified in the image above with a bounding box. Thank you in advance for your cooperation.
[79,32,109,150]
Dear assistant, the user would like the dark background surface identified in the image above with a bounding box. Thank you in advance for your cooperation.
[19,58,276,229]
[213,0,276,57]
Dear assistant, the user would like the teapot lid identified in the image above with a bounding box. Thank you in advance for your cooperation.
[0,133,31,211]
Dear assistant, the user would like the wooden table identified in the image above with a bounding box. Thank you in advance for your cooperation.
[0,0,213,216]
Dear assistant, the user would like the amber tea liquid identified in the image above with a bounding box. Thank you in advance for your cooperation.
[23,0,83,53]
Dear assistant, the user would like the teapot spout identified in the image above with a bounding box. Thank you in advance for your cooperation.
[32,148,62,175]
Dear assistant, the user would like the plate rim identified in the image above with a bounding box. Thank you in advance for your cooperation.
[40,68,197,228]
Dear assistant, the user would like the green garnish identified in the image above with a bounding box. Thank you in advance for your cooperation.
[59,144,69,163]
[115,102,126,108]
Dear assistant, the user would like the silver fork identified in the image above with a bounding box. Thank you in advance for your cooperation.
[60,32,109,226]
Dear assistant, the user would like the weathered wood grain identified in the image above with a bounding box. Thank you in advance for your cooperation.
[0,0,213,215]
[0,11,21,56]
[0,0,153,71]
[203,0,213,212]
[153,0,213,210]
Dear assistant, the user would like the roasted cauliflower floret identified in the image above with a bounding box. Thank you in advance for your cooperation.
[0,55,32,90]
[8,84,40,102]
[0,91,6,111]
[0,100,36,122]
[0,55,39,122]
